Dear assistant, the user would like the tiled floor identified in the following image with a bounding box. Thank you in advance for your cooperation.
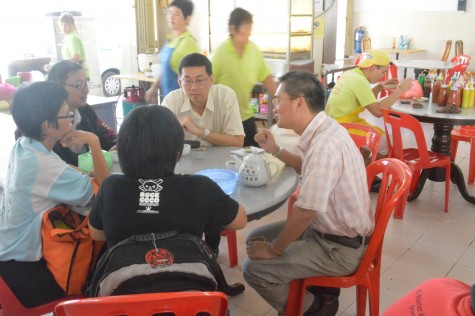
[215,121,475,315]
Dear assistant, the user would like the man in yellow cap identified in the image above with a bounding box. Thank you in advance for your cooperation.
[325,50,413,157]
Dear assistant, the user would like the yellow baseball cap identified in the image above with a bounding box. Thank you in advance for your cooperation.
[357,51,392,68]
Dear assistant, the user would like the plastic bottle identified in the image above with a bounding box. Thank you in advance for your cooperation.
[461,84,471,108]
[469,80,475,108]
[447,86,461,107]
[437,84,448,106]
[423,76,432,98]
[431,74,443,103]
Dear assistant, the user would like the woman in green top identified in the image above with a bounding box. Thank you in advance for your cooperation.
[58,12,89,79]
[211,8,276,147]
[145,0,199,103]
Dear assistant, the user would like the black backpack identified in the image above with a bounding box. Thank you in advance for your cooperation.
[87,231,244,297]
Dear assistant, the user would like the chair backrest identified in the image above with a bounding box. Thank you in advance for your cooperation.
[359,159,411,278]
[354,52,368,66]
[450,54,471,65]
[0,276,82,316]
[441,40,452,62]
[381,109,432,164]
[362,36,372,52]
[340,123,381,163]
[445,63,470,84]
[54,291,229,316]
[455,40,464,56]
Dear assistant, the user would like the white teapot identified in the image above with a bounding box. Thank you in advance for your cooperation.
[232,152,280,187]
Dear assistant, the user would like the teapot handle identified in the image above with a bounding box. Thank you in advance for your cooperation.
[267,161,281,181]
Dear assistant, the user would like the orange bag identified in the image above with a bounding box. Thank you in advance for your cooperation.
[41,204,104,295]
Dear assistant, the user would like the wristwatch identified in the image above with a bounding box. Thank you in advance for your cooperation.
[203,128,211,141]
[272,146,284,158]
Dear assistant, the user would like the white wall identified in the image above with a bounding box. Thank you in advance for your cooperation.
[353,0,475,66]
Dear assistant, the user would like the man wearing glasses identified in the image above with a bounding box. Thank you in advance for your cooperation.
[244,71,373,316]
[162,53,244,147]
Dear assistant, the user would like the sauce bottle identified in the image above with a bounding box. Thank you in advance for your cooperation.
[447,86,461,107]
[469,81,475,108]
[431,74,443,103]
[461,84,471,108]
[437,84,448,106]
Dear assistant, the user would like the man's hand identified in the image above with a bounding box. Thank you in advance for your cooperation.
[178,116,201,136]
[254,129,279,154]
[381,78,398,87]
[60,130,98,148]
[397,78,413,92]
[246,241,279,260]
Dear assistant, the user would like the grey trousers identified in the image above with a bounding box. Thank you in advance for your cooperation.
[242,221,367,314]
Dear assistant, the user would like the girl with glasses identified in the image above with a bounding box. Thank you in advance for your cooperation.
[47,60,117,166]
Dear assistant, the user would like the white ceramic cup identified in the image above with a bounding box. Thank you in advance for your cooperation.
[182,143,191,156]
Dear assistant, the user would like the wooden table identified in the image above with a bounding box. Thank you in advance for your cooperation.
[392,100,475,204]
[374,48,425,60]
[114,146,299,221]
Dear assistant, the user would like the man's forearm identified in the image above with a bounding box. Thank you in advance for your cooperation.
[272,207,315,253]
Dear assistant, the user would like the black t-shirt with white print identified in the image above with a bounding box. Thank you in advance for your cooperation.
[89,173,239,247]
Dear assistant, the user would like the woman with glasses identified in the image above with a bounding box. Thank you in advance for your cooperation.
[211,8,277,147]
[0,82,110,307]
[47,60,117,166]
[145,0,199,103]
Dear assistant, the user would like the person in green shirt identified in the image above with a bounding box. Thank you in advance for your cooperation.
[58,12,89,79]
[145,0,199,103]
[211,8,276,147]
[325,50,412,156]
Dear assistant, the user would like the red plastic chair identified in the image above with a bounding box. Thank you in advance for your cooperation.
[54,291,229,316]
[381,109,451,217]
[0,276,82,316]
[287,123,381,217]
[354,53,369,66]
[221,230,238,268]
[285,159,412,316]
[341,123,381,164]
[451,126,475,184]
[450,54,471,65]
[445,63,470,84]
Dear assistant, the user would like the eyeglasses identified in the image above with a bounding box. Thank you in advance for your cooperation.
[65,81,89,91]
[180,77,210,88]
[166,10,183,18]
[57,111,75,120]
[272,96,300,107]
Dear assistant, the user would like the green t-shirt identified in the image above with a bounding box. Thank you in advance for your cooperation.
[325,68,376,119]
[62,31,89,78]
[166,31,199,74]
[211,39,271,121]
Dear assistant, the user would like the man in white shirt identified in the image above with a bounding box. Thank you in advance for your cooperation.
[162,53,245,147]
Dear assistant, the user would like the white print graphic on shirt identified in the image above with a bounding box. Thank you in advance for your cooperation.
[137,179,163,214]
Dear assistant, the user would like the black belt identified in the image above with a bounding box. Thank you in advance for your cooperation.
[314,230,371,249]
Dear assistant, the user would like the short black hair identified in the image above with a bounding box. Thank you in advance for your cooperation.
[279,71,325,113]
[169,0,194,18]
[11,82,68,141]
[48,60,83,85]
[179,53,212,76]
[118,105,184,178]
[229,8,253,30]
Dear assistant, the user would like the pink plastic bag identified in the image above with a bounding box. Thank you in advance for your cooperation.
[399,80,424,100]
